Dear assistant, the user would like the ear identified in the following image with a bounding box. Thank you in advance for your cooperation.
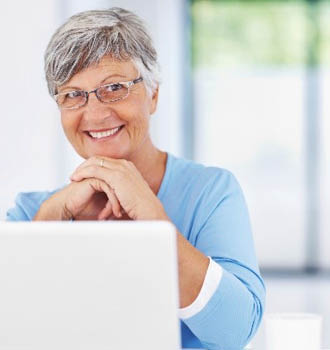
[149,86,159,115]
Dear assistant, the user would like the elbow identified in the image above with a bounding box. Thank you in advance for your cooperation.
[244,292,265,346]
[184,268,266,350]
[235,289,265,349]
[201,291,265,350]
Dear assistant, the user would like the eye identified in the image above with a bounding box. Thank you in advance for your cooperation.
[56,90,85,108]
[66,90,84,99]
[106,83,123,92]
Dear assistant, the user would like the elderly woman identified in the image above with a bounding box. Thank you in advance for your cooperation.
[7,8,265,350]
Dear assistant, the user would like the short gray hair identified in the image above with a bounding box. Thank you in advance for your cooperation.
[44,8,160,96]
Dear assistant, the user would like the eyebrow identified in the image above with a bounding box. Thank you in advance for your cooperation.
[58,74,128,93]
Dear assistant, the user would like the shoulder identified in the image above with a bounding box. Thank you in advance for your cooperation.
[164,154,250,243]
[167,153,241,201]
[6,188,61,221]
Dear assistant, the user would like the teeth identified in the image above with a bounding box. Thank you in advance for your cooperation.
[89,127,121,139]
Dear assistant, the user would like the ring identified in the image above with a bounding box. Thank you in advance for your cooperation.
[100,158,104,167]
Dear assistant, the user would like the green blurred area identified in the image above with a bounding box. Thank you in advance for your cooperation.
[191,0,330,67]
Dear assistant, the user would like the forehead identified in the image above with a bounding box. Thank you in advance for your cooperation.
[60,56,138,90]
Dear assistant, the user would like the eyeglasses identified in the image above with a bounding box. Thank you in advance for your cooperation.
[54,77,143,110]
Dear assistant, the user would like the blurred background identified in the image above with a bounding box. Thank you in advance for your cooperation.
[1,0,329,347]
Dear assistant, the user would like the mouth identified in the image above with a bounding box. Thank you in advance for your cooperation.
[85,125,125,140]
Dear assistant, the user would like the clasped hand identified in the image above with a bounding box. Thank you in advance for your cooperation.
[67,156,167,221]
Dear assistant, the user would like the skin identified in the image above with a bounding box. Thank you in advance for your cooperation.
[34,56,209,308]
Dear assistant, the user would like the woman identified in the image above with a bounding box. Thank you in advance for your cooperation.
[7,8,265,349]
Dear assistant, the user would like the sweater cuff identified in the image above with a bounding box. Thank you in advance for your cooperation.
[178,257,223,319]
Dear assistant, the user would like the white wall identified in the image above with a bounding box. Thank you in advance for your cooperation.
[0,1,61,219]
[194,68,307,269]
[1,0,185,219]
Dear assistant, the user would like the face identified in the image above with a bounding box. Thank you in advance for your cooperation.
[57,56,158,160]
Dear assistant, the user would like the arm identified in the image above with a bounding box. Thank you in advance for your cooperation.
[157,172,265,350]
[6,192,55,221]
[157,206,211,307]
[6,178,121,222]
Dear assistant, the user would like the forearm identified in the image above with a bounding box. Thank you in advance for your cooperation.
[156,212,265,349]
[156,210,209,308]
[33,195,70,221]
[176,231,209,308]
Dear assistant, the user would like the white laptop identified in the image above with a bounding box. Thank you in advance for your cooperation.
[0,221,180,350]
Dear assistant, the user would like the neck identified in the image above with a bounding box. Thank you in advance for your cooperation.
[127,135,167,195]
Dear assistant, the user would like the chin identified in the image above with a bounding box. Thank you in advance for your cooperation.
[84,148,130,160]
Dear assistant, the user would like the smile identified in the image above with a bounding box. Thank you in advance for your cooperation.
[87,126,124,139]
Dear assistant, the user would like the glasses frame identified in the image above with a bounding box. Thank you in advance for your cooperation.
[54,76,143,110]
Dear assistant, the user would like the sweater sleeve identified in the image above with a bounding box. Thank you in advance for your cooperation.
[6,193,34,221]
[6,191,57,221]
[182,170,266,350]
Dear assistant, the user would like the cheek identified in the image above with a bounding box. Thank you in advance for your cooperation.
[61,113,79,139]
[125,97,151,131]
[128,109,150,138]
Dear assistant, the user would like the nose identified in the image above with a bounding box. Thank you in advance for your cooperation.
[85,91,106,114]
[85,89,100,105]
[82,90,111,121]
[84,89,107,110]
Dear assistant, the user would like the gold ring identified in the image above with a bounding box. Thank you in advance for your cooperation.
[100,159,104,167]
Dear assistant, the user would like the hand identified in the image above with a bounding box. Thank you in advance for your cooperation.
[70,156,168,220]
[35,177,122,221]
[65,178,123,220]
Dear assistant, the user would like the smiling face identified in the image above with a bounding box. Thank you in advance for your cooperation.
[57,56,158,160]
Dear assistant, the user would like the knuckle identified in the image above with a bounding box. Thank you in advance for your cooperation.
[120,159,129,167]
[90,164,98,172]
[118,159,132,172]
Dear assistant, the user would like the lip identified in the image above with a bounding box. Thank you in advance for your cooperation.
[85,125,124,133]
[84,125,125,142]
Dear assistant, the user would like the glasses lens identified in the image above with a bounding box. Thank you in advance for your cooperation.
[57,91,86,109]
[97,83,128,102]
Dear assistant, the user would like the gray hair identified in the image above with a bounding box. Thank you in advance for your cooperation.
[44,8,160,96]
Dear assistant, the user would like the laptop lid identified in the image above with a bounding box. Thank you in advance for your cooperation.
[0,221,180,350]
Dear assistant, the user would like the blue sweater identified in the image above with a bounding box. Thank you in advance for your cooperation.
[6,153,265,350]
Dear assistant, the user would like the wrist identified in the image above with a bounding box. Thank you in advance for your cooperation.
[33,195,72,221]
[136,200,169,221]
[150,209,170,221]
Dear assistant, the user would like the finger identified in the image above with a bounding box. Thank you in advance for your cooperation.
[71,165,119,187]
[105,188,122,218]
[72,156,120,175]
[72,165,104,182]
[90,178,122,218]
[98,200,113,220]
